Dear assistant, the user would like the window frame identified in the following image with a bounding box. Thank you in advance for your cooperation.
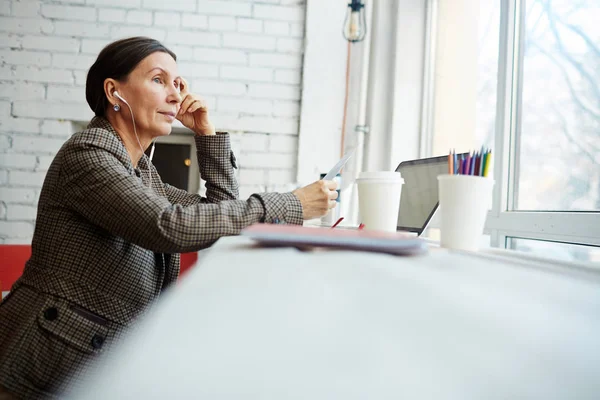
[418,0,438,160]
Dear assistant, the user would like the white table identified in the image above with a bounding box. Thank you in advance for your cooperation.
[71,237,600,399]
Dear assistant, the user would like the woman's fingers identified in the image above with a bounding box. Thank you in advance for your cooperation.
[179,95,195,115]
[323,180,338,190]
[292,180,341,220]
[188,102,200,114]
[180,96,208,116]
[187,99,207,114]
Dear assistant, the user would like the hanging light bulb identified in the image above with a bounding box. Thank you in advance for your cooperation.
[343,0,366,43]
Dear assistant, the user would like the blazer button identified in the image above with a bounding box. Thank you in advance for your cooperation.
[43,307,58,321]
[91,334,104,350]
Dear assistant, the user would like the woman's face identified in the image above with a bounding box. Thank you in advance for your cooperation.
[117,52,182,139]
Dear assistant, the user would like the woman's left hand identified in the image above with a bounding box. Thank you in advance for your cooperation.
[176,78,216,136]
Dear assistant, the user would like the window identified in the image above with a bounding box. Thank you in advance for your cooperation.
[427,0,500,156]
[423,0,600,262]
[477,0,501,151]
[516,0,600,211]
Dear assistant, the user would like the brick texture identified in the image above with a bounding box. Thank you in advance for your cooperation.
[0,0,306,240]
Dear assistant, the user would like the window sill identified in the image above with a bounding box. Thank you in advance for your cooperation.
[422,237,600,277]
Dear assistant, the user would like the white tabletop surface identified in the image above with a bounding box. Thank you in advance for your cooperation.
[71,236,600,399]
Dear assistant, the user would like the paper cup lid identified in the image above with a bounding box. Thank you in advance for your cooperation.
[356,171,404,183]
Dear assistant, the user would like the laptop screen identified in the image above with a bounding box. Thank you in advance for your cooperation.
[395,155,453,234]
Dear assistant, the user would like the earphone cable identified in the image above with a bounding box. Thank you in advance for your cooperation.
[121,99,153,191]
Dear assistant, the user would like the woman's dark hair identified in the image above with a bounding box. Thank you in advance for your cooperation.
[86,37,177,116]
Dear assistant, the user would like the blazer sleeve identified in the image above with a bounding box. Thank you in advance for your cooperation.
[60,138,303,254]
[164,133,239,206]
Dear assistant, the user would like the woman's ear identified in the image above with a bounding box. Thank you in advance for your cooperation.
[104,78,119,105]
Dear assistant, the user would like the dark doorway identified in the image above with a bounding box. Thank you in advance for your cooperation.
[145,142,192,191]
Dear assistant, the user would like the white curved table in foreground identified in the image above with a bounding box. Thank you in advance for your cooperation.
[71,237,600,399]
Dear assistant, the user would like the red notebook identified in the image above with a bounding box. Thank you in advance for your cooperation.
[241,224,428,256]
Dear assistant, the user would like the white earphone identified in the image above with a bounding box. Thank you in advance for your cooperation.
[113,90,128,105]
[112,90,157,185]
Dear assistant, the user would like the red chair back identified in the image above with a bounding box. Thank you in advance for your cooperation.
[0,245,198,293]
[0,245,30,292]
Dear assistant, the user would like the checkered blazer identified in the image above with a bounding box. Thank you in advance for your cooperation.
[0,116,303,399]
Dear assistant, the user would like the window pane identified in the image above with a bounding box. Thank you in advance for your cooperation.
[476,0,500,150]
[430,0,499,156]
[516,0,600,211]
[509,237,600,265]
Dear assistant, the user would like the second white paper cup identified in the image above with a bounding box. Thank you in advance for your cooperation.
[438,174,494,251]
[357,171,404,232]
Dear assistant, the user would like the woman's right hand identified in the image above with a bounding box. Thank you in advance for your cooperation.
[292,180,338,220]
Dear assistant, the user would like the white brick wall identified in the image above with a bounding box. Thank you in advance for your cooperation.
[6,204,37,221]
[126,10,153,25]
[154,12,180,27]
[98,8,126,23]
[0,0,306,242]
[0,1,11,16]
[197,1,252,17]
[208,16,236,31]
[0,82,45,100]
[40,4,97,22]
[0,50,52,66]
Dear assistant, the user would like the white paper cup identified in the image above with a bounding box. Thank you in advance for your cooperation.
[356,171,404,232]
[437,174,494,251]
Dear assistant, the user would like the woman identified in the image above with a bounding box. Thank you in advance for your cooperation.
[0,37,337,399]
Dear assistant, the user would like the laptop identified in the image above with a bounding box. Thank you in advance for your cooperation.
[395,153,467,236]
